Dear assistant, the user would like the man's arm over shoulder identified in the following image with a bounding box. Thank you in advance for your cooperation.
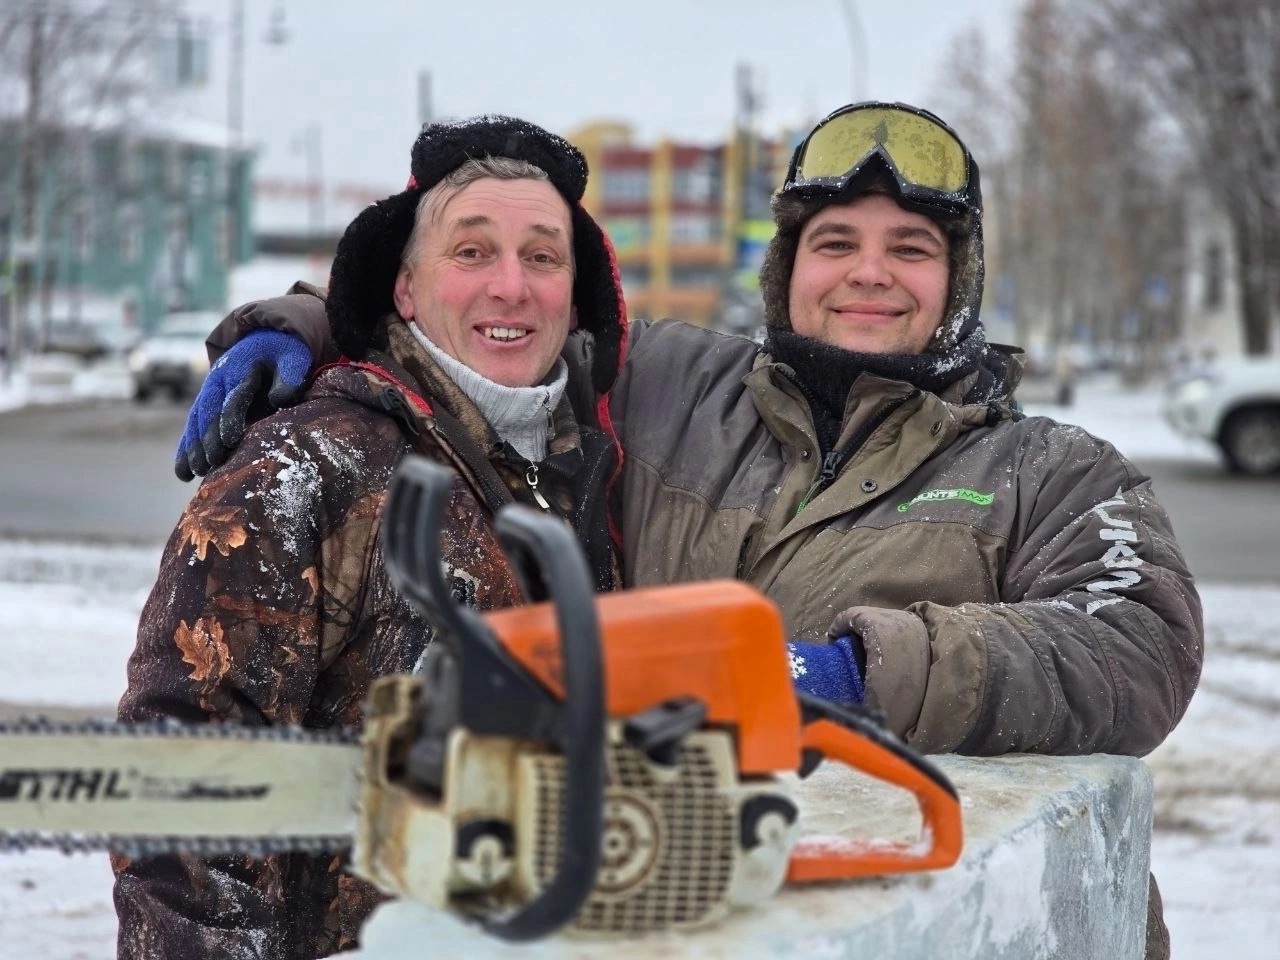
[206,281,336,366]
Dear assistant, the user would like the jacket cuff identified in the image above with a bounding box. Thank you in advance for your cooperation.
[838,608,930,740]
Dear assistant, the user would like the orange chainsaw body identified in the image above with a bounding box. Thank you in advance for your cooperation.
[486,579,963,882]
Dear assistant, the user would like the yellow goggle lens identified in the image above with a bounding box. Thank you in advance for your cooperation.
[797,108,968,195]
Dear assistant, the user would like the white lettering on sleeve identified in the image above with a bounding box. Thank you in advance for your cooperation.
[1084,488,1145,615]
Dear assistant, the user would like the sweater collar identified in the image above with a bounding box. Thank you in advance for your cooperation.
[408,322,569,462]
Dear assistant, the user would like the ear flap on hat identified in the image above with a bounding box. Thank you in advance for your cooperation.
[569,207,626,395]
[326,191,420,360]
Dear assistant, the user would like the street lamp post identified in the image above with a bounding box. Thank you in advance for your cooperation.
[224,1,289,264]
[292,124,324,249]
[840,0,868,102]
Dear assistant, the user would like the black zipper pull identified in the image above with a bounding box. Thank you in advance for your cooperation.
[818,450,842,482]
[796,450,844,515]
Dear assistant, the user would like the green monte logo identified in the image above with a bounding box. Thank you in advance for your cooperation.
[897,487,995,513]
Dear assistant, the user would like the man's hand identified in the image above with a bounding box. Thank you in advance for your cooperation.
[174,330,312,481]
[786,634,866,706]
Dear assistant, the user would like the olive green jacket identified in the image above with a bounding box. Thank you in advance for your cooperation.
[610,320,1202,757]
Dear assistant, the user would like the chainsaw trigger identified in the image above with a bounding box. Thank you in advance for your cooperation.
[622,697,708,767]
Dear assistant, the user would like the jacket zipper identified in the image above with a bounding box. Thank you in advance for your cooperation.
[525,462,552,511]
[794,390,918,516]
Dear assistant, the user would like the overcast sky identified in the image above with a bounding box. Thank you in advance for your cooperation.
[178,0,1024,190]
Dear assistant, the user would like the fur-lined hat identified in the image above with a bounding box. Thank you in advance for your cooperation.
[326,116,627,395]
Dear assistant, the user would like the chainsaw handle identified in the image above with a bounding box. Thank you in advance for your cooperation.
[786,696,963,882]
[382,456,473,655]
[483,506,606,941]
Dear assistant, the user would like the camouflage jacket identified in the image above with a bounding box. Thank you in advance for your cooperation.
[113,318,617,960]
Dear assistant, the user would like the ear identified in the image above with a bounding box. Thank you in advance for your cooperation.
[392,265,415,320]
[569,304,579,331]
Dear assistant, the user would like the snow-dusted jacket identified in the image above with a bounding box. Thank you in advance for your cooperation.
[113,318,617,960]
[610,319,1203,757]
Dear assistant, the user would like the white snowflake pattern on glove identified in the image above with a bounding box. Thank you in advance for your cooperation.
[787,646,808,679]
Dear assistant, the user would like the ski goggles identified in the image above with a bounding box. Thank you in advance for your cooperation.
[783,103,975,216]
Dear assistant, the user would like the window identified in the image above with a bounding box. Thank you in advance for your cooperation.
[215,210,231,266]
[120,138,140,190]
[165,206,193,309]
[670,265,724,289]
[602,168,650,203]
[672,159,718,203]
[188,155,209,201]
[72,204,94,261]
[212,153,229,199]
[119,205,141,263]
[603,217,650,254]
[670,214,720,245]
[619,266,650,296]
[1203,242,1223,310]
[166,145,186,194]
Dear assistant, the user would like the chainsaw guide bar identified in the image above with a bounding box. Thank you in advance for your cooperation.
[0,716,361,858]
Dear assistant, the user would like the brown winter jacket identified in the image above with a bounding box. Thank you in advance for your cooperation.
[113,318,617,960]
[610,319,1203,758]
[206,298,1204,760]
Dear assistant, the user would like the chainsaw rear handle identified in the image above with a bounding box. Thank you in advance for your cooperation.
[382,456,474,656]
[786,694,963,882]
[381,455,607,941]
[486,506,606,941]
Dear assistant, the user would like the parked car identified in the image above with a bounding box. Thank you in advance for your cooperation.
[128,312,219,402]
[1163,357,1280,475]
[6,319,139,362]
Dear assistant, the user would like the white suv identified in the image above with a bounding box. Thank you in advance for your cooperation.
[1163,357,1280,475]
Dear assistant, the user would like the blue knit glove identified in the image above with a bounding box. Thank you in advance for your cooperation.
[786,635,866,706]
[174,329,312,481]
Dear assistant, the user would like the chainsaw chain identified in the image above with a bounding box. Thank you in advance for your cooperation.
[0,715,360,858]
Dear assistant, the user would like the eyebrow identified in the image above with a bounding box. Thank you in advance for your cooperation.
[450,214,567,240]
[804,220,945,247]
[887,224,946,247]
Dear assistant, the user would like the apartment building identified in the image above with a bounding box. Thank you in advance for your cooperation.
[571,121,787,329]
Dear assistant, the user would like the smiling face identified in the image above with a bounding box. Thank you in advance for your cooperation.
[787,192,950,355]
[392,177,576,387]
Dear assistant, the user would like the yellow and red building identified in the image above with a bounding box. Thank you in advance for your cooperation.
[570,121,791,329]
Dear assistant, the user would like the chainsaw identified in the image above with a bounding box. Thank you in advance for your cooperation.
[0,455,963,941]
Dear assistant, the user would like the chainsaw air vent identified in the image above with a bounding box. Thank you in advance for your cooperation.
[515,732,739,935]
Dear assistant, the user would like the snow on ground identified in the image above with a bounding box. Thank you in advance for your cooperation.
[1020,370,1221,466]
[0,369,1275,958]
[0,355,133,414]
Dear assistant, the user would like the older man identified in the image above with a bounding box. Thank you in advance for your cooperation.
[114,116,627,960]
[180,102,1199,956]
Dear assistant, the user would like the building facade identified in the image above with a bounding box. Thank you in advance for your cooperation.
[570,121,788,330]
[0,121,253,340]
